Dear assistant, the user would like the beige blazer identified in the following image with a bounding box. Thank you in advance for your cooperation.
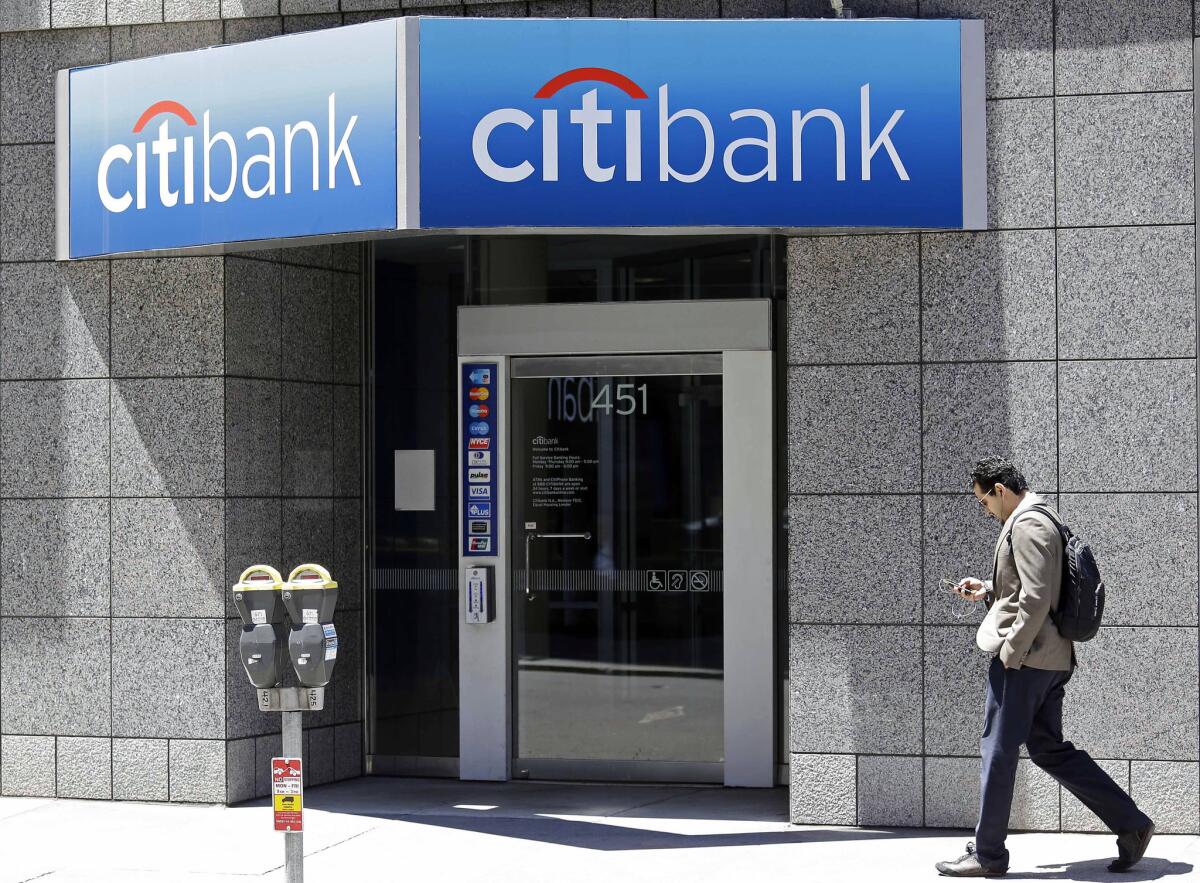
[976,495,1074,671]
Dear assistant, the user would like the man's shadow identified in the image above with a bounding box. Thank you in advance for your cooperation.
[1004,857,1193,882]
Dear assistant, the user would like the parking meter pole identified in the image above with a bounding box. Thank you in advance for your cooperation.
[235,563,337,883]
[282,711,304,883]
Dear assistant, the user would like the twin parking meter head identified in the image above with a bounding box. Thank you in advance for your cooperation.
[232,565,287,689]
[282,564,340,688]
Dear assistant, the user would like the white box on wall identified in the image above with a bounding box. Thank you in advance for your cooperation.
[394,450,435,511]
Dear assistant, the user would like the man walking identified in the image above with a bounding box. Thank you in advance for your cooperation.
[935,457,1155,877]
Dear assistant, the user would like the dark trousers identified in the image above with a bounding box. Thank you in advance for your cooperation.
[974,656,1152,869]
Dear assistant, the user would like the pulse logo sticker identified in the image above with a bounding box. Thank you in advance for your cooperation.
[471,67,910,186]
[96,94,362,215]
[468,468,491,483]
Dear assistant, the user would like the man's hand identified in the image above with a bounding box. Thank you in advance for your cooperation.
[952,577,989,602]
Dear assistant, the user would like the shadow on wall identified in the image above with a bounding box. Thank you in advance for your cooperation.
[0,244,364,803]
[220,243,366,804]
[787,225,1065,825]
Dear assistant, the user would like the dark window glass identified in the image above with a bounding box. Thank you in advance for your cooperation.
[511,371,723,763]
[370,239,464,760]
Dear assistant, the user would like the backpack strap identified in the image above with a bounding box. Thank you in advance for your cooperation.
[1005,502,1068,617]
[1006,503,1064,549]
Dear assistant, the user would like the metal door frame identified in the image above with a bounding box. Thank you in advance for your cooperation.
[456,300,775,787]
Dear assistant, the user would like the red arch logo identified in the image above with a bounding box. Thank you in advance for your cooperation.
[534,67,648,100]
[132,100,197,133]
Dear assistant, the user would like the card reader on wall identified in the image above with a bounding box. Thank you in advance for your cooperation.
[465,565,495,624]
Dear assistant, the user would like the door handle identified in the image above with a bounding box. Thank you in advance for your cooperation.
[524,530,592,601]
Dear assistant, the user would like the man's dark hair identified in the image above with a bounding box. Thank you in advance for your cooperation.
[969,457,1029,494]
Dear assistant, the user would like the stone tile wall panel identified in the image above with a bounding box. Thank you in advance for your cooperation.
[57,737,112,799]
[788,365,921,493]
[112,738,168,801]
[921,231,1056,363]
[1055,0,1192,95]
[789,753,856,825]
[1057,226,1196,360]
[0,499,110,618]
[787,235,919,365]
[0,617,111,736]
[0,262,110,380]
[790,625,922,755]
[788,495,921,624]
[0,735,55,797]
[857,755,923,827]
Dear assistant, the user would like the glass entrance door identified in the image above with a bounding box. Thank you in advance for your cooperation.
[509,356,723,779]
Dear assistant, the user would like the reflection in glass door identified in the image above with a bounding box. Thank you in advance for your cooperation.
[510,358,723,775]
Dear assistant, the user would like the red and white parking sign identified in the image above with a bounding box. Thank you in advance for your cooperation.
[271,757,303,832]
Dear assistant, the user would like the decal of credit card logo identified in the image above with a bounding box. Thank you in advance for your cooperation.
[463,363,498,556]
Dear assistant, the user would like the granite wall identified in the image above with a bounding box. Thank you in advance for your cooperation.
[0,0,1195,833]
[788,0,1200,835]
[0,15,363,803]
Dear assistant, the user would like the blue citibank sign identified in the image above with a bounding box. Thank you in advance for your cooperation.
[57,17,984,259]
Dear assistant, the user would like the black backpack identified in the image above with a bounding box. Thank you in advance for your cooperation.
[1007,503,1105,642]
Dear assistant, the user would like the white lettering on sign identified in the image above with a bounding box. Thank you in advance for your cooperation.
[97,93,360,215]
[470,69,908,186]
[547,378,648,424]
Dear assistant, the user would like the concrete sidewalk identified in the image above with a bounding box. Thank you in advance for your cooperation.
[0,777,1195,882]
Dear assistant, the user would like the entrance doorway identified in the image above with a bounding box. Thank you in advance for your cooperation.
[511,358,724,780]
[457,300,775,786]
[366,235,786,784]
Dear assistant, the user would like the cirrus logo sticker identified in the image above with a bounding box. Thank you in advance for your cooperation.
[95,93,362,214]
[471,66,910,186]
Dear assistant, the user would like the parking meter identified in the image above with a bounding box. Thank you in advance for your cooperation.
[281,564,339,688]
[232,565,288,689]
[233,562,339,882]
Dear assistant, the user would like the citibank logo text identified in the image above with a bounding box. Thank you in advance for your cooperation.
[96,93,361,214]
[471,67,910,185]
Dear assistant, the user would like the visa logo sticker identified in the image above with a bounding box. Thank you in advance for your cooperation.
[468,468,491,483]
[468,502,492,517]
[468,438,491,450]
[468,451,491,466]
[468,537,492,552]
[468,485,492,499]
